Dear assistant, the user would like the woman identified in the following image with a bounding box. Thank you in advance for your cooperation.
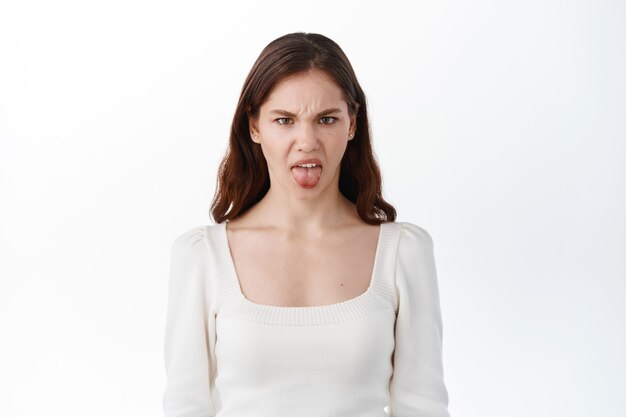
[163,32,451,417]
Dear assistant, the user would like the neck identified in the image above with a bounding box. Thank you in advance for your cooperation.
[250,184,358,236]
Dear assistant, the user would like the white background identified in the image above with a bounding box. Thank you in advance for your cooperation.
[1,1,624,416]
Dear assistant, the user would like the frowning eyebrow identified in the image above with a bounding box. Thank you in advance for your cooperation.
[269,108,343,118]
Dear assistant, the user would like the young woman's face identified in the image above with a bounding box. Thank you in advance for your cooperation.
[249,70,356,197]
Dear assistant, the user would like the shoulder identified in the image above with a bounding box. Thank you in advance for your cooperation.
[169,224,224,263]
[168,226,207,274]
[392,221,441,300]
[170,223,224,250]
[169,223,228,272]
[394,221,435,251]
[167,225,220,293]
[171,225,208,252]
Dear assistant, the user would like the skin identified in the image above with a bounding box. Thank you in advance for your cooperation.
[226,69,380,306]
[248,69,357,234]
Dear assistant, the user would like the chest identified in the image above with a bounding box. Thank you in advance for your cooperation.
[214,309,396,388]
[226,226,380,307]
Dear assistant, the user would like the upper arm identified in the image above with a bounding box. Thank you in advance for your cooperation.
[388,222,451,417]
[163,226,217,417]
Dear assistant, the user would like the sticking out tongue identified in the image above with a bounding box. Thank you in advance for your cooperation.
[291,166,322,188]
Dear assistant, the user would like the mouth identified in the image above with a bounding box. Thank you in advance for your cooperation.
[290,161,323,188]
[290,158,323,169]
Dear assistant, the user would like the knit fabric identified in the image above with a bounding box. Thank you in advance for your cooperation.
[163,221,451,417]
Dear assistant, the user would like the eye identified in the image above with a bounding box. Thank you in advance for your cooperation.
[275,117,293,125]
[319,116,337,124]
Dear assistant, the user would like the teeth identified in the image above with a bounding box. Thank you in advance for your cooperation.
[297,163,318,168]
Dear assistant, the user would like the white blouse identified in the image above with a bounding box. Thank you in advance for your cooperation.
[163,220,451,417]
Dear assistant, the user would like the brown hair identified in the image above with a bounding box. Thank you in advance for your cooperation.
[210,32,396,224]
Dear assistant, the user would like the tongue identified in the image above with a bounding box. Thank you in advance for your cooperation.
[291,166,322,188]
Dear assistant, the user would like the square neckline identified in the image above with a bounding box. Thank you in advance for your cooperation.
[221,221,385,310]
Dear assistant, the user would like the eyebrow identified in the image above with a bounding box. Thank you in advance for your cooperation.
[268,108,343,118]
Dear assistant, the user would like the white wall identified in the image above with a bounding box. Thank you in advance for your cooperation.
[1,0,624,416]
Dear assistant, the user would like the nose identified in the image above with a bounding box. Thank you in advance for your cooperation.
[295,122,319,152]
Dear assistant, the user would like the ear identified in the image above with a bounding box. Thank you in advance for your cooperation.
[248,115,260,143]
[348,111,357,139]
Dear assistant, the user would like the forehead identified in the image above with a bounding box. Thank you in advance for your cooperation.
[262,70,346,110]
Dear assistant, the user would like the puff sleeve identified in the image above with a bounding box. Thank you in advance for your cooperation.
[163,226,217,417]
[388,222,451,417]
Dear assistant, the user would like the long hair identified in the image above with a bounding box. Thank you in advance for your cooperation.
[210,32,396,224]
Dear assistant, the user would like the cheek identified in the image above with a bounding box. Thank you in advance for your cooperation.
[258,137,289,163]
[262,125,293,146]
[258,119,276,135]
[326,134,349,158]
